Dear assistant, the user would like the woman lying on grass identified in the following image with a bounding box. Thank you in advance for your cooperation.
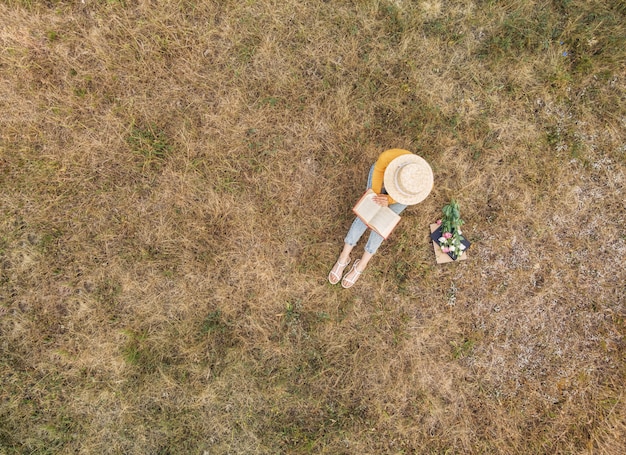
[328,149,434,288]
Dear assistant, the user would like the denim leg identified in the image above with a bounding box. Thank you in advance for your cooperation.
[363,202,407,254]
[344,165,376,247]
[365,164,374,188]
[344,217,368,247]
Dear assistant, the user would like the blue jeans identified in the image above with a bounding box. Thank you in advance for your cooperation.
[344,165,407,254]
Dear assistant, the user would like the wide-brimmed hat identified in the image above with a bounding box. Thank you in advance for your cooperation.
[383,153,434,205]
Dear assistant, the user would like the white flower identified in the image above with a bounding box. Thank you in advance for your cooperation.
[438,237,446,243]
[460,244,466,250]
[457,230,462,235]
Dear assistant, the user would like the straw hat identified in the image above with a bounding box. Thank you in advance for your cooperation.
[383,153,434,205]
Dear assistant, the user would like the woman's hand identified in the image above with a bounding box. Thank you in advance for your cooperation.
[373,195,389,207]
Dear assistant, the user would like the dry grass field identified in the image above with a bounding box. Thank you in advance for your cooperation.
[1,0,625,453]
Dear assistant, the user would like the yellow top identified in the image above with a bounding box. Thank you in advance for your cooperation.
[371,149,411,204]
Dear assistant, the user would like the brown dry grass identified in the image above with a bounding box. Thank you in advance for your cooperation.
[0,0,625,454]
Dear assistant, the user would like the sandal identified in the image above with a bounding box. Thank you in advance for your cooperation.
[328,257,351,284]
[341,259,363,289]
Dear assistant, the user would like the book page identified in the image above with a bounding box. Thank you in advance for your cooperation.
[352,190,401,239]
[369,207,401,238]
[352,190,380,224]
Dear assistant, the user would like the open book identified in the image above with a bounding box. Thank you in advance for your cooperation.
[352,189,401,239]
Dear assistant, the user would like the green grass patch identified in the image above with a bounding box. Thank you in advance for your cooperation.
[126,123,173,169]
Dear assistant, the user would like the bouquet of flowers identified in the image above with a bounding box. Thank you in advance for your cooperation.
[435,199,468,260]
